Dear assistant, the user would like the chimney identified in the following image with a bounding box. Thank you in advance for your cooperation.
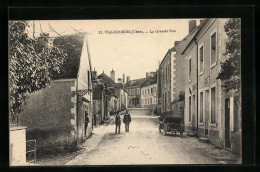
[189,20,197,34]
[174,41,180,47]
[92,70,97,78]
[122,73,125,83]
[146,72,150,78]
[127,76,130,83]
[199,19,207,26]
[118,78,122,83]
[110,69,115,81]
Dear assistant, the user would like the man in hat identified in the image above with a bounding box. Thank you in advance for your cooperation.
[115,111,121,134]
[123,109,131,132]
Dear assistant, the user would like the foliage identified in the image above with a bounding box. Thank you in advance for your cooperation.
[217,19,241,93]
[9,21,67,122]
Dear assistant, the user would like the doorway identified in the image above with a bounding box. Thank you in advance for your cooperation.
[192,95,196,130]
[225,98,231,149]
[205,90,209,135]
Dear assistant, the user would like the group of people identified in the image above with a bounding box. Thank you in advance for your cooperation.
[115,109,131,134]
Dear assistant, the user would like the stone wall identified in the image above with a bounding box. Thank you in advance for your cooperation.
[19,79,77,155]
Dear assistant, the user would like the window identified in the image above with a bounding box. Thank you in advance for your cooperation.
[211,32,217,65]
[137,88,140,95]
[188,58,191,81]
[200,92,203,122]
[148,89,150,94]
[211,87,216,123]
[189,96,191,122]
[199,45,204,73]
[142,90,144,95]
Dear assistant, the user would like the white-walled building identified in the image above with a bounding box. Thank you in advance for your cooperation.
[141,73,157,109]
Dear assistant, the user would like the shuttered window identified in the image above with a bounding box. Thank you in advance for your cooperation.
[211,32,217,65]
[211,87,216,123]
[200,92,203,122]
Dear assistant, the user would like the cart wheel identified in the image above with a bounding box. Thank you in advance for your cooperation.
[163,130,166,136]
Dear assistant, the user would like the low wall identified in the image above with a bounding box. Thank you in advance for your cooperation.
[9,126,27,166]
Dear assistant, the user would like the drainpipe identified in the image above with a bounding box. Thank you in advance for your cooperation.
[193,38,199,135]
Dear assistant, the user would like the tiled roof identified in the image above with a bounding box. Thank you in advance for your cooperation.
[115,83,124,89]
[141,74,157,87]
[97,72,116,87]
[125,78,146,87]
[181,19,210,55]
[52,32,86,79]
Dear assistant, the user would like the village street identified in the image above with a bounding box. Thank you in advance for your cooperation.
[65,109,240,165]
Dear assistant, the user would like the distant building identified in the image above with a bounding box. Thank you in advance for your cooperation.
[19,33,93,151]
[125,78,146,108]
[93,70,128,122]
[141,73,157,109]
[158,21,198,117]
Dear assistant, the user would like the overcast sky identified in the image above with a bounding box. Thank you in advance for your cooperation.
[29,19,197,80]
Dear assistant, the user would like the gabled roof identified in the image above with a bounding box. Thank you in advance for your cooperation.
[114,83,124,89]
[181,19,210,55]
[141,73,157,88]
[125,78,146,87]
[97,72,116,87]
[174,26,199,54]
[52,32,86,79]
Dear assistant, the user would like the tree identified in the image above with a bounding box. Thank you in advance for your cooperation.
[9,21,67,123]
[217,19,241,93]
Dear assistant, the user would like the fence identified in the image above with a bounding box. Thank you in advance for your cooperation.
[26,139,36,164]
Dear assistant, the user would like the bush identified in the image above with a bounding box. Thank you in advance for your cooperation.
[37,137,78,157]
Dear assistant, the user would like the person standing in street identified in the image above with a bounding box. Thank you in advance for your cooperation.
[123,109,131,133]
[85,112,89,135]
[115,111,121,134]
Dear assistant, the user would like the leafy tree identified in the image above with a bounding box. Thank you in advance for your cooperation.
[9,21,67,123]
[217,19,241,93]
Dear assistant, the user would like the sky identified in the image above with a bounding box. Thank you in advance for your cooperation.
[28,19,197,80]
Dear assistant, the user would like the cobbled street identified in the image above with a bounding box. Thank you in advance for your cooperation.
[66,109,240,165]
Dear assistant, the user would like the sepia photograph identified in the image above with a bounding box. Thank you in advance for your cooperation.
[9,18,242,166]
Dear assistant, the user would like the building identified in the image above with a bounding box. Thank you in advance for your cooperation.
[141,72,157,109]
[125,77,146,108]
[19,33,94,152]
[93,70,128,122]
[158,20,198,117]
[182,19,241,155]
[115,82,128,111]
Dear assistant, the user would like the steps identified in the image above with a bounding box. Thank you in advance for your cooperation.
[187,132,197,137]
[198,137,210,143]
